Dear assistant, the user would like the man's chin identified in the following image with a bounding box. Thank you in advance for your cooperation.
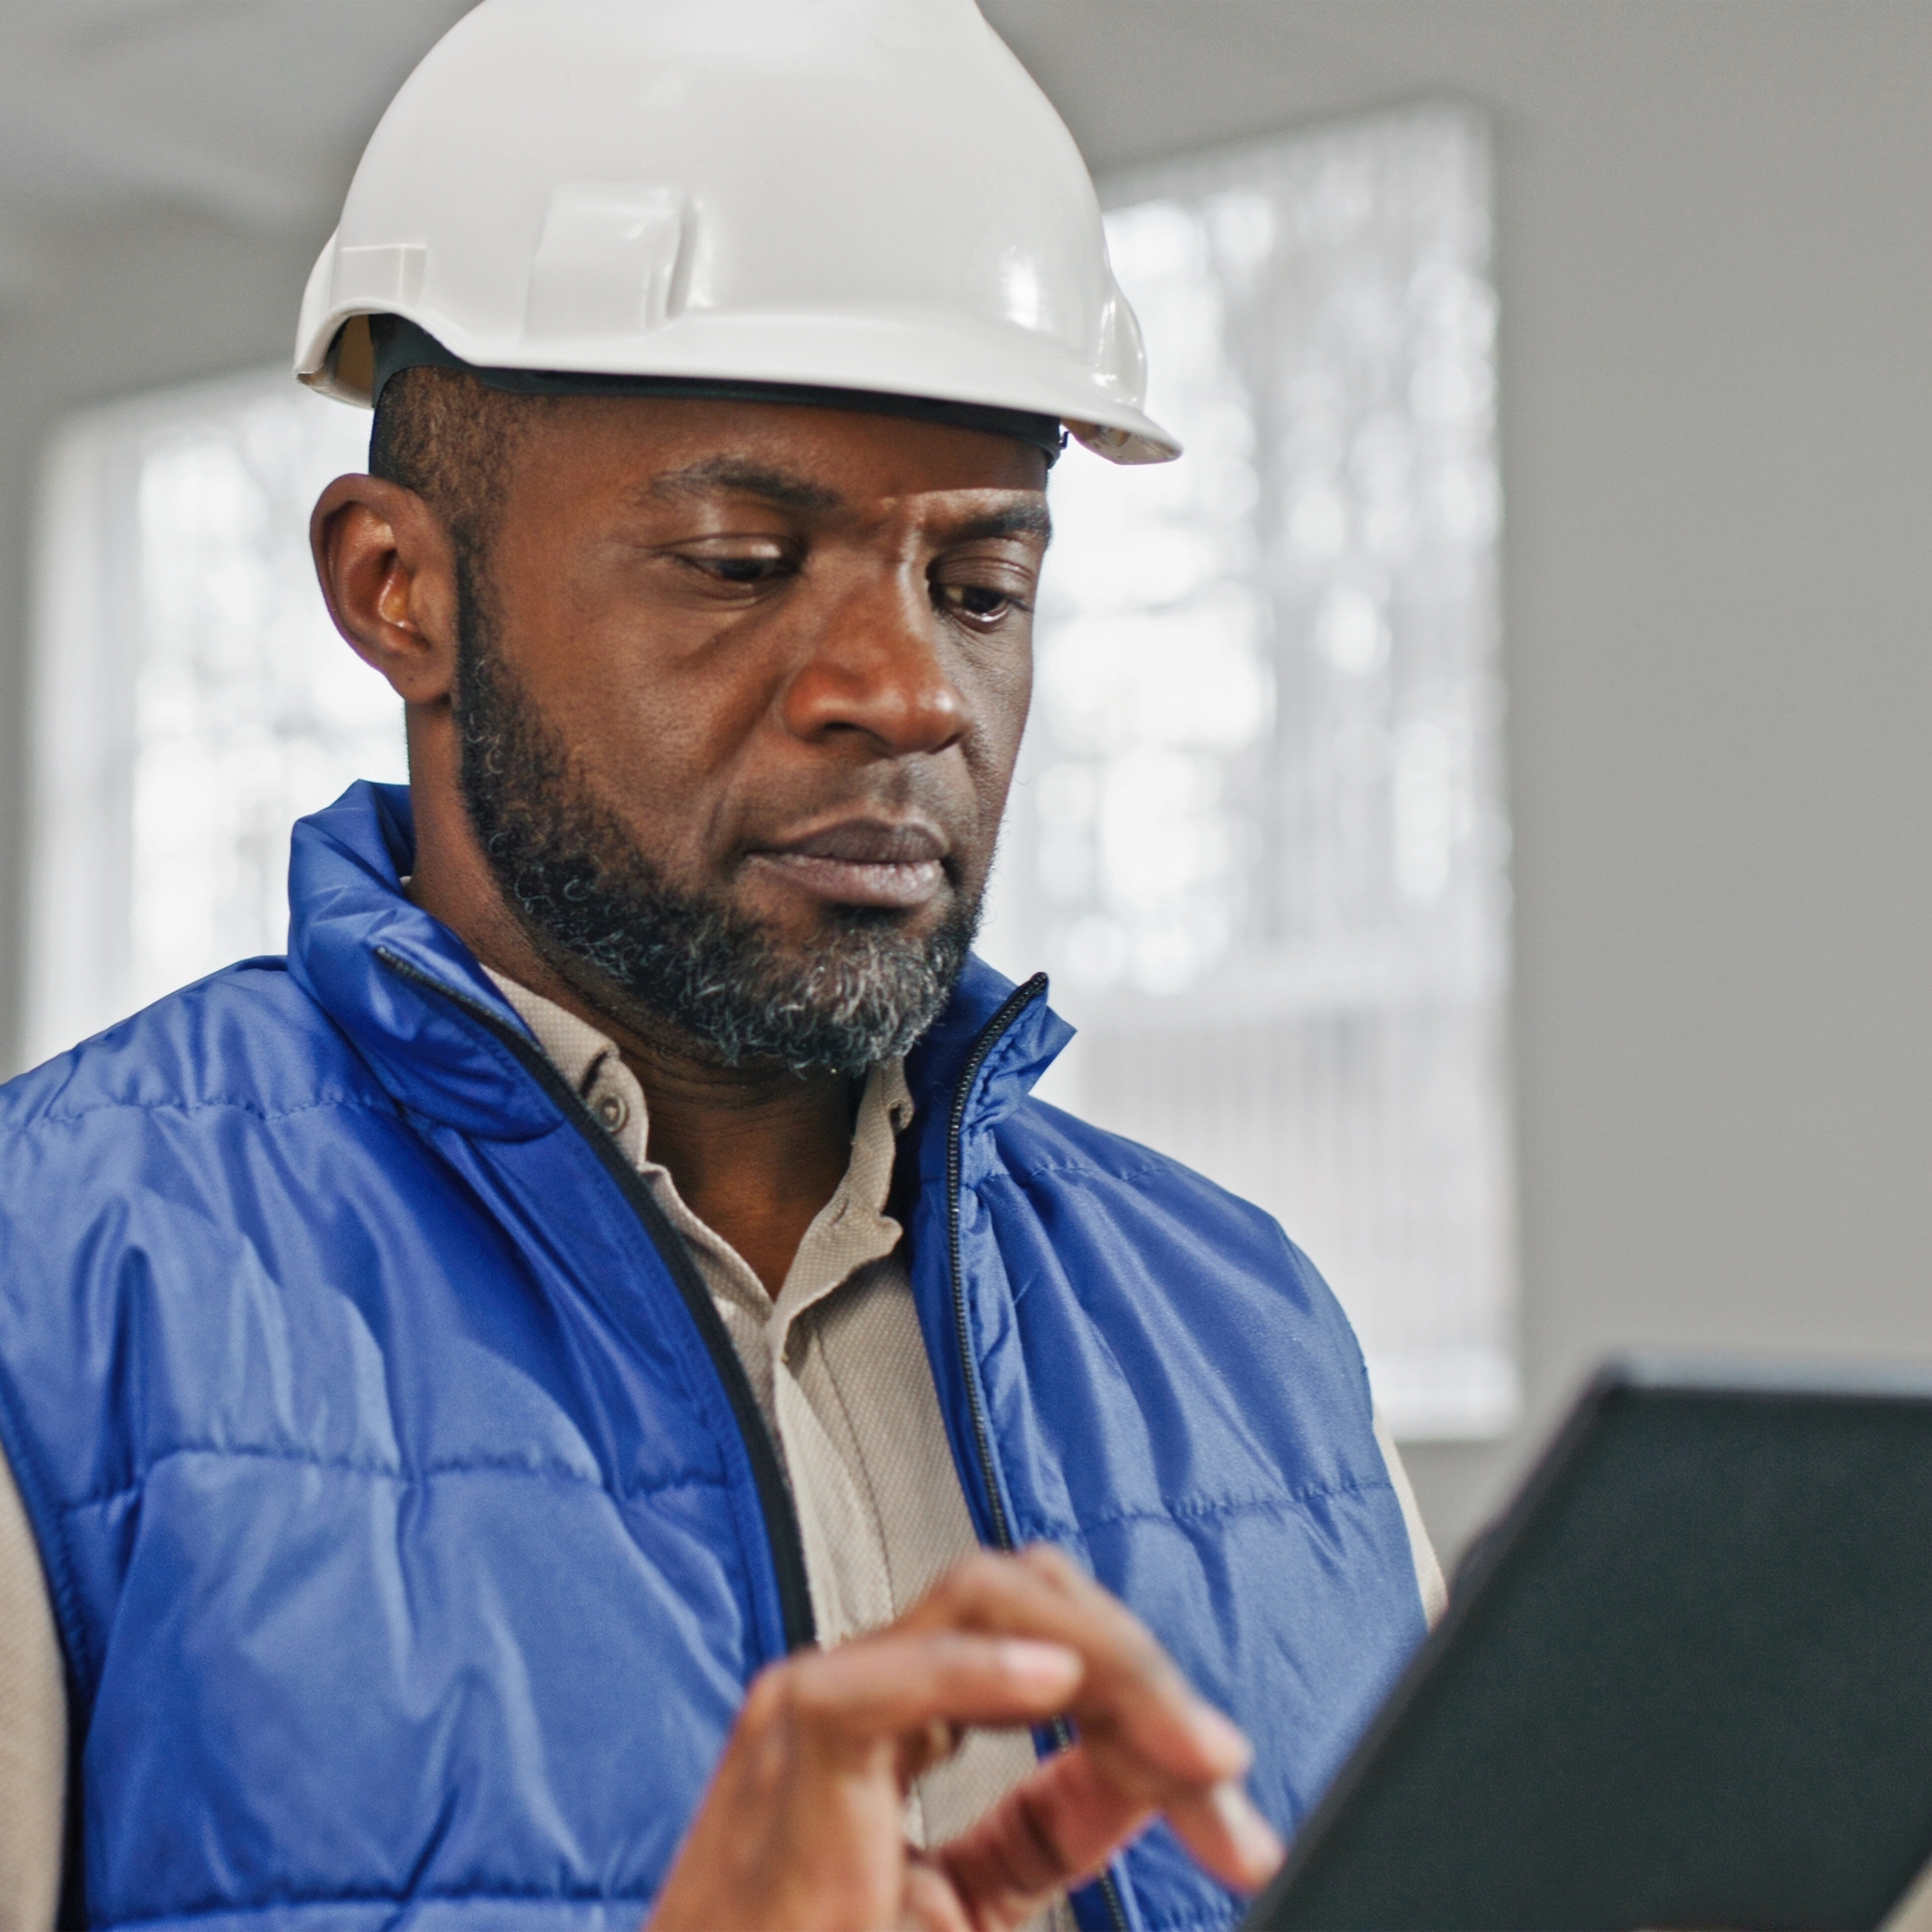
[518,878,976,1075]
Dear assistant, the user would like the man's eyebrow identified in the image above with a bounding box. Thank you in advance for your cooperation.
[642,458,844,513]
[945,501,1053,547]
[639,461,1050,544]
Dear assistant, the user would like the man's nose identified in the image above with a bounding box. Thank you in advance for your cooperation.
[775,569,971,758]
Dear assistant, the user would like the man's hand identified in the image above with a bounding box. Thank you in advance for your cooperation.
[645,1545,1285,1932]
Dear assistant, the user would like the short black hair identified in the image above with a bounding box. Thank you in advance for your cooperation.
[368,363,551,553]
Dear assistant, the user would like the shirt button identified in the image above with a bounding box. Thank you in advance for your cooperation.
[593,1089,628,1133]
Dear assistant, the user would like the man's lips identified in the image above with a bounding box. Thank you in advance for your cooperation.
[747,820,949,911]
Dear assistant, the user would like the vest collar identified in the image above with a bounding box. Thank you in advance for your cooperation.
[287,782,556,1138]
[287,782,1075,1142]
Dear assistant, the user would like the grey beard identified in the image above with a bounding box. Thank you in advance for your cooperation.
[450,562,978,1076]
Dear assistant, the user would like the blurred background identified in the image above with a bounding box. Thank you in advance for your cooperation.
[0,0,1926,1563]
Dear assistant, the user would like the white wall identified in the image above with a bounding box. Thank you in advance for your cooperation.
[3,3,1927,1561]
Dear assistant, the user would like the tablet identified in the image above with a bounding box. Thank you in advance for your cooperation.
[1241,1357,1932,1931]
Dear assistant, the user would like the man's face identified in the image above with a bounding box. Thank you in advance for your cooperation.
[455,396,1049,1070]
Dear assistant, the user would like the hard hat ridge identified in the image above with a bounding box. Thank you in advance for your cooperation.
[295,0,1179,464]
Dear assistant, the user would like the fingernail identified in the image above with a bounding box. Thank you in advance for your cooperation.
[1193,1703,1253,1771]
[997,1639,1082,1692]
[1212,1781,1285,1879]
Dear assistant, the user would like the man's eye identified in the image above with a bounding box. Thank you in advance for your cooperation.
[937,583,1017,624]
[681,550,793,586]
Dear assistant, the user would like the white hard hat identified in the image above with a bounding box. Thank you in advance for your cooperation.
[294,0,1178,465]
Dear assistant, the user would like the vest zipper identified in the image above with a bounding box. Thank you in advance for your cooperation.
[944,974,1133,1932]
[373,949,816,1654]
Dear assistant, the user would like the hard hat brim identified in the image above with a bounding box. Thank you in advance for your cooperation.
[297,300,1181,466]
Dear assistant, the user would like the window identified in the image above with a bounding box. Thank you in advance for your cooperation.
[25,105,1512,1437]
[979,106,1516,1437]
[26,367,403,1069]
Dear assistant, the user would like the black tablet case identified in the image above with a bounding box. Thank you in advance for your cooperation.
[1242,1361,1932,1930]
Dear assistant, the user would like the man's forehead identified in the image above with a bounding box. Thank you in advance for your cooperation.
[520,390,1038,494]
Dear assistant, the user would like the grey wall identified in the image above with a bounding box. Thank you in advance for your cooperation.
[2,3,1927,1561]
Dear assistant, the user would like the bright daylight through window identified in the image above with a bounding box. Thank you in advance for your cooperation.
[28,369,403,1069]
[980,107,1515,1437]
[27,105,1513,1440]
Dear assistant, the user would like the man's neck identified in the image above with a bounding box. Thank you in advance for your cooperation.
[601,1019,856,1301]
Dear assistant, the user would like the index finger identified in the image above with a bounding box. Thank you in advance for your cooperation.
[750,1629,1085,1757]
[897,1548,1250,1786]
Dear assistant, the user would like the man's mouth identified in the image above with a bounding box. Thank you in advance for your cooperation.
[748,819,949,911]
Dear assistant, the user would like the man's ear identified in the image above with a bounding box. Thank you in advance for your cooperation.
[310,473,462,706]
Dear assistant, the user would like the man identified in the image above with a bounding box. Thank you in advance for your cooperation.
[0,3,1443,1928]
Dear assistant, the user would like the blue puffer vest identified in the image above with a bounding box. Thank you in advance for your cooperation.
[0,783,1426,1932]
